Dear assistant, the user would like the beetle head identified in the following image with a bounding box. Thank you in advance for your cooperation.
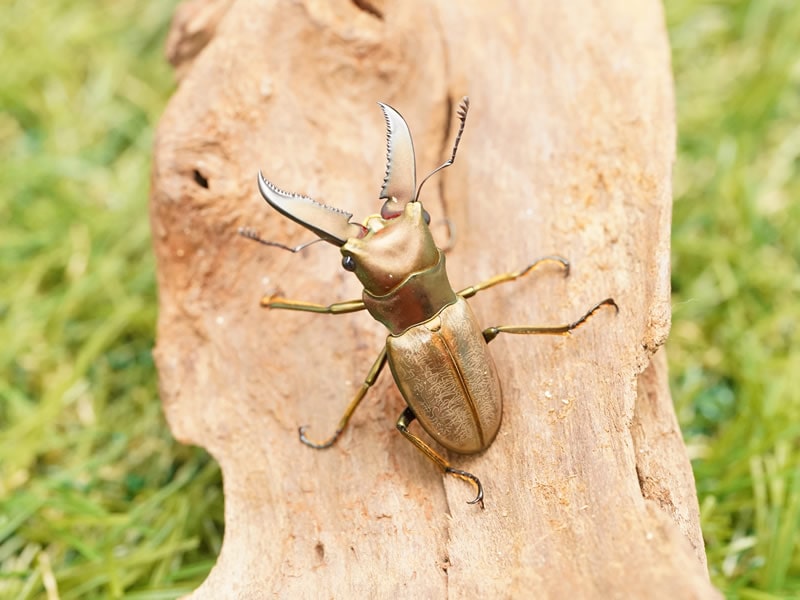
[256,97,470,295]
[341,201,438,296]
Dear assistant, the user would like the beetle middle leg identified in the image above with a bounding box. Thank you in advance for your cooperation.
[482,298,619,343]
[457,255,570,300]
[261,296,366,314]
[396,407,485,508]
[299,347,388,449]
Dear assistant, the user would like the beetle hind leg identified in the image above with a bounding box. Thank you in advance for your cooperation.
[444,467,484,507]
[396,407,485,508]
[299,347,388,449]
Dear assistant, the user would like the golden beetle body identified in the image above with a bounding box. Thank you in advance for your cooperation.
[242,98,617,507]
[388,295,503,455]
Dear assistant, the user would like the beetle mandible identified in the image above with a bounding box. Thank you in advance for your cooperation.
[242,98,618,508]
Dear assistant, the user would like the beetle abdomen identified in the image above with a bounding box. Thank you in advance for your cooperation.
[386,297,502,454]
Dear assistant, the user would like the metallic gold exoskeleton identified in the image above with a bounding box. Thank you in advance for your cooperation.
[242,98,617,507]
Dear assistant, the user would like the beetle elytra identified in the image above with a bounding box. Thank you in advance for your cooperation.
[242,98,617,508]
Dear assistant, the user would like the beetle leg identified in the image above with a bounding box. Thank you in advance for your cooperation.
[396,407,485,508]
[482,298,619,343]
[262,296,366,314]
[239,227,325,253]
[457,255,570,299]
[299,347,388,449]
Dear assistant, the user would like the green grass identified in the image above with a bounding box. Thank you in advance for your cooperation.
[667,1,800,597]
[0,2,223,599]
[0,0,797,598]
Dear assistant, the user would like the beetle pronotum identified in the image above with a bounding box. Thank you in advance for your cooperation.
[242,98,617,508]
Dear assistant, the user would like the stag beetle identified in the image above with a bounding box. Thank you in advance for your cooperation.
[241,98,617,508]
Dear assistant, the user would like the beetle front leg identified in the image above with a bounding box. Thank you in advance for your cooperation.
[396,407,485,509]
[299,347,388,449]
[239,227,325,253]
[482,298,619,343]
[262,295,366,314]
[457,255,570,300]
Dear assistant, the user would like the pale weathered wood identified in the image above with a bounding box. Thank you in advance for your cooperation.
[150,0,718,597]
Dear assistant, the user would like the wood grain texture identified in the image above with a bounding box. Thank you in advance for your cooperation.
[150,0,718,597]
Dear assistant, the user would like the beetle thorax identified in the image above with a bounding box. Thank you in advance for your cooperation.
[342,202,438,296]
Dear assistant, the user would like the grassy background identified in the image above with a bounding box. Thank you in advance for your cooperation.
[0,1,797,598]
[668,1,800,596]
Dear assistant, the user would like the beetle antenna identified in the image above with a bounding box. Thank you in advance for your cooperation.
[414,96,470,201]
[238,227,324,253]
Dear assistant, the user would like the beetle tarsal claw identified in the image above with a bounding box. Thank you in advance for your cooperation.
[298,425,340,450]
[445,467,485,509]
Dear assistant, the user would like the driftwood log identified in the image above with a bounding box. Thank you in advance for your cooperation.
[151,0,719,597]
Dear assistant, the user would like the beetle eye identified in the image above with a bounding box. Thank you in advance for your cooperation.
[342,255,357,272]
[422,209,431,225]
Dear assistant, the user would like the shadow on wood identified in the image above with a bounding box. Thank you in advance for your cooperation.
[150,0,719,597]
